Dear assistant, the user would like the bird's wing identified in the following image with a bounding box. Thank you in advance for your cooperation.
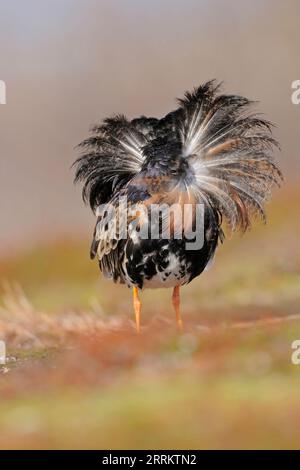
[173,80,282,232]
[90,182,155,282]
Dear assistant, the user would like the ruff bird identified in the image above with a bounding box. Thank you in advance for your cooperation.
[74,81,282,332]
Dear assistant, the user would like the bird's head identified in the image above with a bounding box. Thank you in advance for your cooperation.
[141,138,194,179]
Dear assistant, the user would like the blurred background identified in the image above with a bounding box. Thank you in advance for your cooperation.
[0,0,299,251]
[0,0,300,450]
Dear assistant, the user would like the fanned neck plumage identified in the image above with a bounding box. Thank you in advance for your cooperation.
[74,80,282,236]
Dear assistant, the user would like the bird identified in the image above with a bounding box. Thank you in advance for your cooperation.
[73,80,282,332]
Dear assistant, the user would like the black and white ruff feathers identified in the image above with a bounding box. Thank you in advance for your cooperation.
[74,81,282,288]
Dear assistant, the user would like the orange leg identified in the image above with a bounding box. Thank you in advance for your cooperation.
[172,285,183,331]
[133,286,141,333]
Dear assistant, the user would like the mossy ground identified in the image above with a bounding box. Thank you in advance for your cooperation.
[0,188,300,449]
